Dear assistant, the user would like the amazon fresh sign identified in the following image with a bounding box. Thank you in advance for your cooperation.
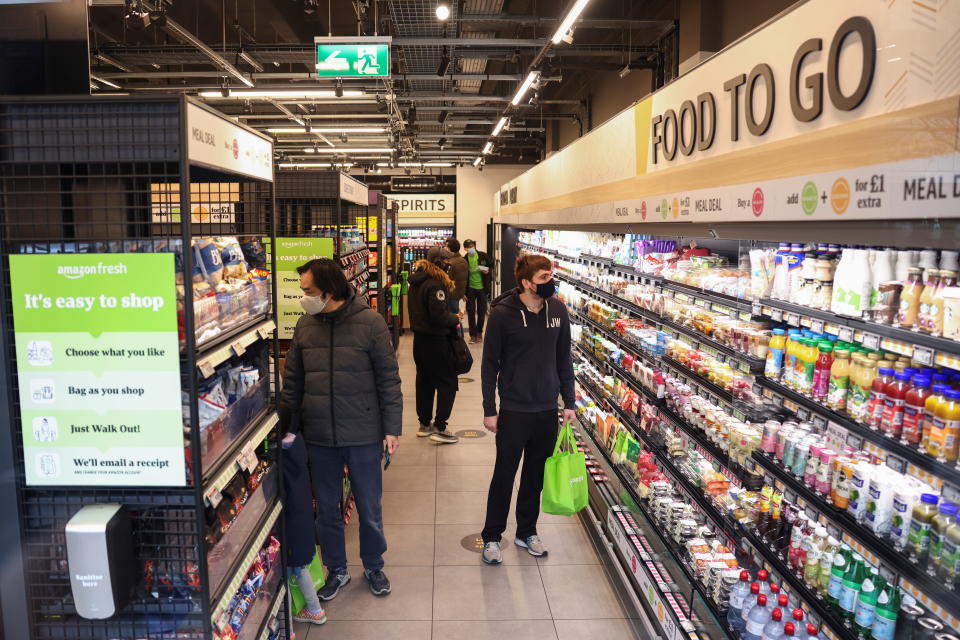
[315,36,391,78]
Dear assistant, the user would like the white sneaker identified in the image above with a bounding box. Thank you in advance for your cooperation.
[482,541,502,565]
[515,535,547,557]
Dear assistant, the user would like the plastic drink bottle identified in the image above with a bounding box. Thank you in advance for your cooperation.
[829,546,852,606]
[728,570,752,632]
[855,569,884,637]
[829,350,852,412]
[762,607,785,640]
[840,554,867,622]
[870,582,901,640]
[813,343,834,402]
[880,372,911,438]
[902,376,932,446]
[806,625,827,640]
[868,368,895,429]
[741,582,762,628]
[928,389,960,462]
[745,594,771,640]
[766,328,787,378]
[819,536,840,596]
[922,384,949,452]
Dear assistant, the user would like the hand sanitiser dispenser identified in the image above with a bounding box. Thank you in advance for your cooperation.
[65,504,136,619]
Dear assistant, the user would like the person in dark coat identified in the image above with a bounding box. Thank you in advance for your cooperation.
[280,258,402,601]
[407,258,461,444]
[281,433,326,625]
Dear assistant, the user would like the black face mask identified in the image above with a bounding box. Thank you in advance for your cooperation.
[533,278,556,299]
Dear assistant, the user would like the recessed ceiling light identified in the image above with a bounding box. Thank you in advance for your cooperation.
[435,3,450,20]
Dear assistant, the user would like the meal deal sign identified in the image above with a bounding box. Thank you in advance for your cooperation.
[274,238,335,339]
[9,254,185,486]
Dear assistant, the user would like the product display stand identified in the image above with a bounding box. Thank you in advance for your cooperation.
[0,96,285,640]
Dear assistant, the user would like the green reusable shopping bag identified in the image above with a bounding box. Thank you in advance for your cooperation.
[288,548,326,613]
[542,422,589,516]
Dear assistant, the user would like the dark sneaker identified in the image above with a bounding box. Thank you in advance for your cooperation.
[364,569,391,596]
[417,423,436,437]
[318,571,350,601]
[430,431,459,444]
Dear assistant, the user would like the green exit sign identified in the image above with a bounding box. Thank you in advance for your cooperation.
[314,36,392,78]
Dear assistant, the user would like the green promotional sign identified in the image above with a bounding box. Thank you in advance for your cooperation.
[315,38,391,78]
[275,238,335,339]
[9,254,185,486]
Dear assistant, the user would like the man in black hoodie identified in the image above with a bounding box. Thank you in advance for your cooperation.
[479,253,576,564]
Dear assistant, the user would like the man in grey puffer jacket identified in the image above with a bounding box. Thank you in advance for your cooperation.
[280,258,402,601]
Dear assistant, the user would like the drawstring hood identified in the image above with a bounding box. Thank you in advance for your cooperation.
[520,309,527,327]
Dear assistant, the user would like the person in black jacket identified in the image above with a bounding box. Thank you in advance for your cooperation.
[462,239,492,343]
[408,258,461,444]
[280,258,402,600]
[479,253,576,565]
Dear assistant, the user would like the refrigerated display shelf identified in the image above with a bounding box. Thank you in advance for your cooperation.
[657,404,755,487]
[751,450,960,618]
[755,376,960,489]
[658,318,765,374]
[658,279,755,314]
[572,398,721,640]
[659,355,737,406]
[578,370,857,640]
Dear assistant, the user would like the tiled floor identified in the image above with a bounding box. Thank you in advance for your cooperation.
[293,336,640,640]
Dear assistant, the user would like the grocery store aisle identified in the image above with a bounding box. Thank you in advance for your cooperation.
[293,335,640,640]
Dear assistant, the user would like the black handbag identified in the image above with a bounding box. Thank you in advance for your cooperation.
[449,325,474,375]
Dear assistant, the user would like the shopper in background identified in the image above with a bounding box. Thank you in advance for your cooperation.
[445,238,469,315]
[462,239,492,344]
[408,258,462,444]
[280,258,402,600]
[480,253,576,565]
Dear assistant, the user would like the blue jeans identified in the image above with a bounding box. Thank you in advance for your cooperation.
[307,443,387,573]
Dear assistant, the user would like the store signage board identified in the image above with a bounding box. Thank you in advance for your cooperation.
[383,193,456,216]
[10,254,185,486]
[339,173,369,206]
[275,238,335,339]
[495,0,960,223]
[315,37,391,78]
[186,103,273,181]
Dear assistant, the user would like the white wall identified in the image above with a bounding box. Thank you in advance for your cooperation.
[455,165,531,253]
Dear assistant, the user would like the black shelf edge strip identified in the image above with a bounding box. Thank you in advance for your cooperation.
[752,451,960,616]
[660,355,736,405]
[556,272,662,325]
[659,317,766,373]
[572,310,659,370]
[660,279,754,313]
[756,376,960,487]
[758,298,960,359]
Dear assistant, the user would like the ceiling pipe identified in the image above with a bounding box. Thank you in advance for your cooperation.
[98,71,561,82]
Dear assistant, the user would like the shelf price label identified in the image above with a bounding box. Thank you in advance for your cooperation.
[811,319,825,334]
[912,346,934,366]
[796,406,811,422]
[811,415,828,430]
[786,313,801,327]
[885,453,906,473]
[770,309,784,322]
[198,359,216,378]
[941,481,960,505]
[231,340,246,357]
[861,332,881,350]
[838,327,855,342]
[752,301,763,316]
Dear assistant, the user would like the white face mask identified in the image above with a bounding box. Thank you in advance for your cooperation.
[300,294,329,315]
[467,247,477,255]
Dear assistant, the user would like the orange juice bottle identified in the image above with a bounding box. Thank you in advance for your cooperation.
[928,389,960,462]
[922,383,949,452]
